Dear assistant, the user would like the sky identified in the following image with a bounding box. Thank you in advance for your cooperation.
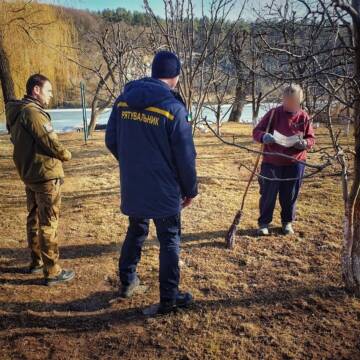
[42,0,262,19]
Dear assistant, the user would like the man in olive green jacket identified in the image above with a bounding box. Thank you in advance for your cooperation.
[5,74,75,286]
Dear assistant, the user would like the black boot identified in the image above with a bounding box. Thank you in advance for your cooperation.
[120,276,140,298]
[158,292,193,314]
[29,263,43,274]
[45,269,75,286]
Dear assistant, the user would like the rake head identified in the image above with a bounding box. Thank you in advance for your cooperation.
[225,210,243,249]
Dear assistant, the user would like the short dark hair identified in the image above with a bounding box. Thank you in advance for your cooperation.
[26,74,50,95]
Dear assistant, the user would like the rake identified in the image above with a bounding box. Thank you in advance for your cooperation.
[225,109,275,249]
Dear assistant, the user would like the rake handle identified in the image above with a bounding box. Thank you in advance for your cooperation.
[239,109,275,212]
[225,109,275,249]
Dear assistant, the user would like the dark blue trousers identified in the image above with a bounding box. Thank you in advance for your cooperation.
[258,162,305,226]
[119,214,181,301]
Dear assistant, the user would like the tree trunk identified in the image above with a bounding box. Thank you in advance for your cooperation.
[216,104,221,136]
[88,96,100,136]
[252,92,262,127]
[228,80,246,122]
[343,100,360,294]
[342,1,360,294]
[0,36,16,105]
[351,188,360,294]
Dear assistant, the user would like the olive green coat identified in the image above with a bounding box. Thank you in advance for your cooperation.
[5,96,71,183]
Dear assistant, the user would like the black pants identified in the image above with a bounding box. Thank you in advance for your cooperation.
[119,214,181,301]
[258,162,305,226]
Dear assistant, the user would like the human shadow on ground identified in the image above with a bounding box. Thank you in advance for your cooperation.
[0,227,268,267]
[0,242,120,264]
[0,284,346,335]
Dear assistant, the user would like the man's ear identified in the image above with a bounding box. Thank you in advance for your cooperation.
[32,85,41,96]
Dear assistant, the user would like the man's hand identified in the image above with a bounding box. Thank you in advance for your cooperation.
[61,149,72,161]
[262,133,276,144]
[182,197,193,209]
[293,139,307,150]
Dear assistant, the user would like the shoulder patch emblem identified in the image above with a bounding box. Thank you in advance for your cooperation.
[44,123,54,133]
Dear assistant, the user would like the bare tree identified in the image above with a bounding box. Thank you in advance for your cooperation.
[208,0,360,294]
[72,21,147,135]
[227,28,250,123]
[328,0,360,295]
[0,36,15,105]
[203,38,235,135]
[144,0,246,133]
[228,26,282,125]
[258,0,360,294]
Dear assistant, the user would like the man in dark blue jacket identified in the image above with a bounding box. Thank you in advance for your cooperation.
[105,51,198,314]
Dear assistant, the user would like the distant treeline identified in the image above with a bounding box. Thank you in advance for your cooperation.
[95,7,153,26]
[95,7,239,29]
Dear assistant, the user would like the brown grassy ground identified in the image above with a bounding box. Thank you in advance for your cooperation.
[0,123,359,360]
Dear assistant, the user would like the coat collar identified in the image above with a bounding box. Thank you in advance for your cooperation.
[22,95,44,109]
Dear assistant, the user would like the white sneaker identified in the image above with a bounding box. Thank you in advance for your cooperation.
[257,225,269,236]
[282,222,294,235]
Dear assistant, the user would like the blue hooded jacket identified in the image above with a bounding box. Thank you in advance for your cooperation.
[105,77,198,219]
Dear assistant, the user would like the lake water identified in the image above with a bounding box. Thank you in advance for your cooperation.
[0,108,111,134]
[0,103,274,134]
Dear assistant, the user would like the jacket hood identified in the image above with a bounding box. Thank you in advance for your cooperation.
[123,77,176,109]
[5,100,28,129]
[5,96,42,129]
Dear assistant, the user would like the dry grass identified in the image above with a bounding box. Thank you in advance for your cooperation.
[0,123,359,360]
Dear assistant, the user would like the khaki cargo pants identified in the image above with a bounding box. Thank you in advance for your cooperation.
[25,179,62,278]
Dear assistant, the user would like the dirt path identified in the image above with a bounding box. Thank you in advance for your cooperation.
[0,125,359,360]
